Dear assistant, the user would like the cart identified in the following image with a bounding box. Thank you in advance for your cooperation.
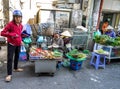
[29,54,62,76]
[34,59,57,76]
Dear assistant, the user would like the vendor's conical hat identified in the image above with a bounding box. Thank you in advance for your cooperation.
[106,25,114,30]
[61,30,72,37]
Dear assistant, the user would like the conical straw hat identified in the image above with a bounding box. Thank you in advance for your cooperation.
[61,30,72,37]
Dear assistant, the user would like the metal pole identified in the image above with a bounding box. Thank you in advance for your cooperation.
[96,0,104,29]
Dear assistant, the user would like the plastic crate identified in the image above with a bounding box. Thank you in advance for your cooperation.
[70,60,83,70]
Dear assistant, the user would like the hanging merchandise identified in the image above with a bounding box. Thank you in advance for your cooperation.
[37,36,44,43]
[23,37,32,44]
[22,24,32,37]
[93,30,101,39]
[41,37,47,50]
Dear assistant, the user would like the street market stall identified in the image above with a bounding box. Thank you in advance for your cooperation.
[94,35,120,63]
[29,46,63,76]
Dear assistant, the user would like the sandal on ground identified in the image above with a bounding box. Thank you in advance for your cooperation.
[13,68,23,72]
[5,75,12,82]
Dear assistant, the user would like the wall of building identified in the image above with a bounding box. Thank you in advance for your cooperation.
[101,0,120,31]
[9,0,39,24]
[0,0,3,28]
[102,0,120,12]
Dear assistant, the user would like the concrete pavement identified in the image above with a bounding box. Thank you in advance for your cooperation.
[0,46,120,89]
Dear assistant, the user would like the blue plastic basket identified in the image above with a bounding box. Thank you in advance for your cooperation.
[70,60,83,70]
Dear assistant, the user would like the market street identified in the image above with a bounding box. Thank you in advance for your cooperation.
[0,46,120,89]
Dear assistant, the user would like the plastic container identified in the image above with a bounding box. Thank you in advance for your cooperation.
[70,60,83,70]
[66,54,86,62]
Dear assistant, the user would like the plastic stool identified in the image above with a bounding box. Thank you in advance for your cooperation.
[90,52,106,69]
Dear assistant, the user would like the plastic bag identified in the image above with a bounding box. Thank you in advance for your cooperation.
[37,36,44,43]
[20,45,26,52]
[23,37,32,44]
[22,24,32,35]
[19,46,27,61]
[93,30,101,39]
[21,30,31,37]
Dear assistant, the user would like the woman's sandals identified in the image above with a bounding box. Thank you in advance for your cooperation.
[5,68,23,82]
[5,75,12,82]
[13,68,23,72]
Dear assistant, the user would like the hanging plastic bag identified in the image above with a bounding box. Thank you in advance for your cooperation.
[25,24,32,35]
[22,24,32,35]
[37,36,44,43]
[93,29,101,39]
[21,30,31,37]
[20,45,26,52]
[19,45,27,61]
[23,37,32,44]
[22,24,32,38]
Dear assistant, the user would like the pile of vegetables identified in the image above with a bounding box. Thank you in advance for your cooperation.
[94,49,109,55]
[53,50,63,59]
[66,49,87,61]
[96,49,105,54]
[29,47,62,59]
[94,35,120,46]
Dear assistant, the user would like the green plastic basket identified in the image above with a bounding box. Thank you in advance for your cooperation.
[66,54,86,62]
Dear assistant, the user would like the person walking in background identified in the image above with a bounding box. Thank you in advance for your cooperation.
[0,10,23,82]
[102,20,109,34]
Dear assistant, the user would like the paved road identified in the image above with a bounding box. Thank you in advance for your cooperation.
[0,60,120,89]
[0,46,120,89]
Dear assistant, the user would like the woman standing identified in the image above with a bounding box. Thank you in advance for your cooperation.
[1,10,23,82]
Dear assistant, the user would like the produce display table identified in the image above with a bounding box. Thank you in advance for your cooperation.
[93,43,120,63]
[29,46,63,76]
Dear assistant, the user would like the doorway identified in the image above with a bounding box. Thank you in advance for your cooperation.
[103,13,113,25]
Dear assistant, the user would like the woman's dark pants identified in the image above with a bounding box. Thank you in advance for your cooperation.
[7,43,20,75]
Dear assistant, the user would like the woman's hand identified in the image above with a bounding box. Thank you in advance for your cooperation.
[21,41,25,45]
